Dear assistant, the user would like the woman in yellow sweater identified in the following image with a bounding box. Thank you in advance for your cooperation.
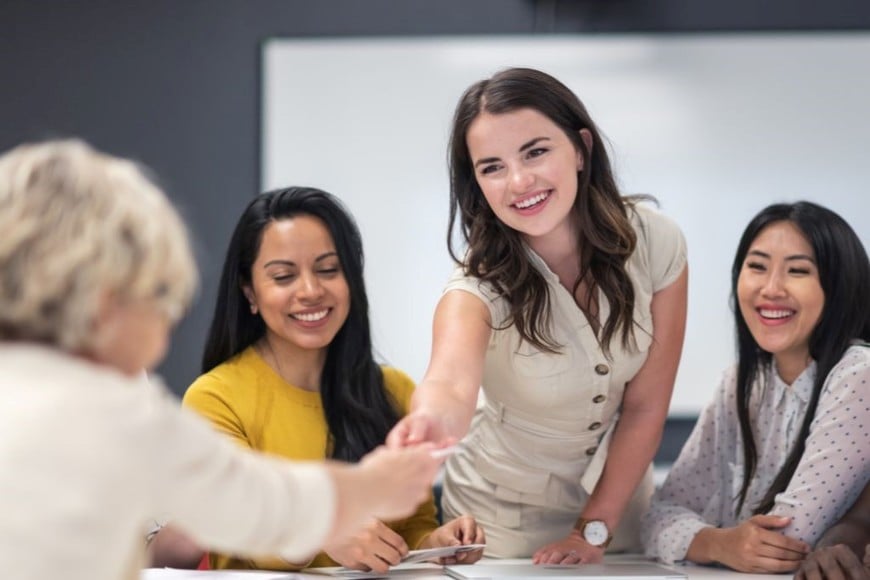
[154,187,484,573]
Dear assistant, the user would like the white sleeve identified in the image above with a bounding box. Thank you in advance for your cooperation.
[143,382,336,562]
[770,347,870,544]
[642,368,736,564]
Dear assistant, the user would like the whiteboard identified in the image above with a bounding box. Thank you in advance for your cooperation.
[262,34,870,415]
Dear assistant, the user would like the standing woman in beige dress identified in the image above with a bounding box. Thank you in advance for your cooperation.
[387,67,689,564]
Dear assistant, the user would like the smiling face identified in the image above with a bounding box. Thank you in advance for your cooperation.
[466,108,587,244]
[243,215,350,357]
[737,220,825,382]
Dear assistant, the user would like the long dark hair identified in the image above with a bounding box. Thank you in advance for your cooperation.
[448,67,641,356]
[202,187,400,462]
[731,201,870,514]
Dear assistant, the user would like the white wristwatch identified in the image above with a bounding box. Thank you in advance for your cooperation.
[574,518,613,548]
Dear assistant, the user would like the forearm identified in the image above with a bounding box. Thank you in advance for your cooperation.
[410,378,478,440]
[685,527,724,565]
[581,408,663,527]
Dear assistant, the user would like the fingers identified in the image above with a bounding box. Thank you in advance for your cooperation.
[748,556,802,574]
[794,563,810,580]
[472,520,486,546]
[756,540,809,562]
[349,523,409,573]
[718,522,806,573]
[455,515,478,544]
[758,529,809,559]
[749,514,793,530]
[404,418,431,446]
[358,549,399,574]
[450,516,485,564]
[370,520,408,555]
[384,421,409,448]
[458,545,485,565]
[821,545,870,580]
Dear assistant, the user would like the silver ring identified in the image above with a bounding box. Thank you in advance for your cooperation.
[569,550,578,557]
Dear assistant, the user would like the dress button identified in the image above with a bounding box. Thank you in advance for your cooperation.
[585,446,597,456]
[589,422,602,430]
[594,364,609,375]
[592,394,606,404]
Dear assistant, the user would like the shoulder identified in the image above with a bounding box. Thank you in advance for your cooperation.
[444,264,499,302]
[628,202,685,248]
[627,201,688,292]
[183,347,262,408]
[380,366,416,413]
[824,344,870,387]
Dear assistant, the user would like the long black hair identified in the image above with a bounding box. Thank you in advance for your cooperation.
[202,186,400,462]
[731,201,870,514]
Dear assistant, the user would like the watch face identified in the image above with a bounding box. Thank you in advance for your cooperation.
[583,520,609,546]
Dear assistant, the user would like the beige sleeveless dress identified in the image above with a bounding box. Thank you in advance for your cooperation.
[441,204,687,557]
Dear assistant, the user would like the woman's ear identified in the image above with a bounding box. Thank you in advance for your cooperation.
[577,128,593,171]
[242,285,257,315]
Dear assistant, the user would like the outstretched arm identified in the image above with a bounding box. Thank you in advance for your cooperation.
[386,290,491,448]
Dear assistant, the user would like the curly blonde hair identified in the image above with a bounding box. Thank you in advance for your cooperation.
[0,139,197,351]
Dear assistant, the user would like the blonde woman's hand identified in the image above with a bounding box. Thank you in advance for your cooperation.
[326,445,441,546]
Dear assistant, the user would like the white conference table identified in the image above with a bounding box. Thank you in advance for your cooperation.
[141,556,789,580]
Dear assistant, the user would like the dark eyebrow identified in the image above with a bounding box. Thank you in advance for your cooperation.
[786,254,816,263]
[746,250,815,263]
[262,251,338,269]
[518,136,550,152]
[472,137,551,169]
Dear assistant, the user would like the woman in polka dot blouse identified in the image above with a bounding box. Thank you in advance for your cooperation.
[642,201,870,574]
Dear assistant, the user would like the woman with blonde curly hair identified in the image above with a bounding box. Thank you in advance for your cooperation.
[0,139,441,580]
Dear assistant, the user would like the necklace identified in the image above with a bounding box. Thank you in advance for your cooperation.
[261,339,289,385]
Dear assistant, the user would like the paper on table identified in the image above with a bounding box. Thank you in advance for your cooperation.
[303,562,443,579]
[304,544,484,580]
[401,544,486,564]
[142,569,293,579]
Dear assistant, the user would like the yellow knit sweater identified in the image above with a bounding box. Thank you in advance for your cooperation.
[183,346,438,570]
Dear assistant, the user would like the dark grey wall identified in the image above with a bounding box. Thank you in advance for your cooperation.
[1,0,867,409]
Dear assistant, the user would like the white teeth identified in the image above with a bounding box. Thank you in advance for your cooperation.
[292,309,328,322]
[514,192,549,209]
[760,308,793,319]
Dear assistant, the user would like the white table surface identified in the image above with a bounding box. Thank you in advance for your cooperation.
[142,555,790,580]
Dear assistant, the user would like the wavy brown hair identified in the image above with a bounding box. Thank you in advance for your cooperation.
[448,67,642,356]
